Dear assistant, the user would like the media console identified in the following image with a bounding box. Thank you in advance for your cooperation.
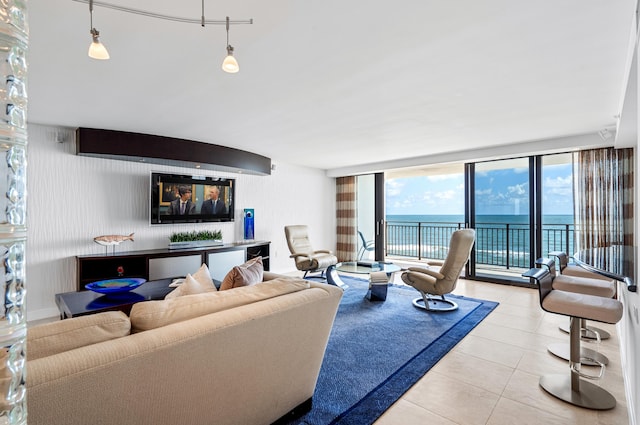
[76,241,270,291]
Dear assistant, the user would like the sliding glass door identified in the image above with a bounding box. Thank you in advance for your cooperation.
[466,153,575,284]
[356,173,385,261]
[467,158,532,282]
[362,152,574,285]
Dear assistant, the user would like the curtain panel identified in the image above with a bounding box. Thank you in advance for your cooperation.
[336,176,357,261]
[574,147,634,250]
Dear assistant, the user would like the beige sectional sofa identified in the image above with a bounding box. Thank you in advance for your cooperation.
[26,273,343,425]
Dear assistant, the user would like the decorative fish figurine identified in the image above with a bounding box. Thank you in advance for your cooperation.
[93,233,135,246]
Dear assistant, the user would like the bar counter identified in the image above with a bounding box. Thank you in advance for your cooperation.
[574,245,636,292]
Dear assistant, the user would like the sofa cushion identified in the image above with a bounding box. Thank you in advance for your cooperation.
[165,264,217,299]
[27,311,131,360]
[219,256,264,291]
[130,278,310,332]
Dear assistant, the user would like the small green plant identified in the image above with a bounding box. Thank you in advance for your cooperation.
[169,230,222,243]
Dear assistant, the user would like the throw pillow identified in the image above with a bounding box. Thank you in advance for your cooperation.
[219,256,264,291]
[192,263,215,288]
[165,273,217,299]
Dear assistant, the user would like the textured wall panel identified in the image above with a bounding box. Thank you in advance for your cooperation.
[26,124,336,320]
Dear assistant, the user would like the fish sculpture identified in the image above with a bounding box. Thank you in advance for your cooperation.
[93,233,135,246]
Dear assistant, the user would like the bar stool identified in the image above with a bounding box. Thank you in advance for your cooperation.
[522,267,623,410]
[549,251,616,340]
[535,258,614,366]
[549,251,614,280]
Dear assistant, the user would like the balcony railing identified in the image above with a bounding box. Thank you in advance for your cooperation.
[385,221,575,269]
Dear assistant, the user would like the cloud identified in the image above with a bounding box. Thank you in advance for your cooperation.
[435,190,457,200]
[507,183,527,195]
[545,175,572,187]
[385,179,403,197]
[476,188,492,195]
[426,175,460,182]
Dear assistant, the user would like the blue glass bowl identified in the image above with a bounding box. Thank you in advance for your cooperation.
[85,278,146,294]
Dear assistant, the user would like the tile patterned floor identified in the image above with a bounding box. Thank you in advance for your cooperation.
[374,278,629,425]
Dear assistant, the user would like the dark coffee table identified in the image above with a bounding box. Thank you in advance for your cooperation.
[55,278,174,319]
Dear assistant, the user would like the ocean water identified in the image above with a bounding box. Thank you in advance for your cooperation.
[385,214,574,267]
[386,214,573,225]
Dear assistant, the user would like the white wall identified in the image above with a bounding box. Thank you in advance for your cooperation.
[26,124,336,320]
[617,13,640,425]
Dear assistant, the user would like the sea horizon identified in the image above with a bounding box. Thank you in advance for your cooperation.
[386,214,573,225]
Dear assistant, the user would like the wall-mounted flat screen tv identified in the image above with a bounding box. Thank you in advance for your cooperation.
[150,172,234,225]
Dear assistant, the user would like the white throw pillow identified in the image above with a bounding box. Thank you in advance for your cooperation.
[165,267,217,299]
[192,263,215,288]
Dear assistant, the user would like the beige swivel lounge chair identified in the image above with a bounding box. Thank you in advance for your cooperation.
[284,225,338,279]
[401,228,475,312]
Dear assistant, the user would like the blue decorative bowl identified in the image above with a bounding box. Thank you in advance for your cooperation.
[85,278,146,294]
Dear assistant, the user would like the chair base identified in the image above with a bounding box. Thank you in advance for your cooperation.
[547,342,609,366]
[559,323,610,340]
[412,295,458,312]
[303,269,327,281]
[539,374,616,410]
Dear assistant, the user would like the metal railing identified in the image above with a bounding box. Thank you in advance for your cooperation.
[385,221,575,269]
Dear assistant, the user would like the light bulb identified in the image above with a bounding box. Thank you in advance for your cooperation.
[88,41,110,60]
[88,29,110,60]
[222,45,239,73]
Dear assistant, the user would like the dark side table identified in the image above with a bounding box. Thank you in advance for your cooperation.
[55,278,174,319]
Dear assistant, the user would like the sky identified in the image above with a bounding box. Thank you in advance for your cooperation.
[386,162,573,216]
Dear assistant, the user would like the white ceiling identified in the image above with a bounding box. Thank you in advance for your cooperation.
[28,1,636,173]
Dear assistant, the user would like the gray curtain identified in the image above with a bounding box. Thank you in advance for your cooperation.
[574,147,634,250]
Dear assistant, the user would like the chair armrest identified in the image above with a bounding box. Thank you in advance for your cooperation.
[314,250,333,255]
[403,270,438,285]
[406,267,445,280]
[289,253,310,260]
[426,260,444,266]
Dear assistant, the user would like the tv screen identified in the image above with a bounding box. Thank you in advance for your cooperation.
[150,172,235,225]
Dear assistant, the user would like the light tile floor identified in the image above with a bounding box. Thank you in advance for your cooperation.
[374,277,629,425]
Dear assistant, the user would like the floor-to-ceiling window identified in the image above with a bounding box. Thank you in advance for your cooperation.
[380,153,575,285]
[385,164,465,261]
[467,157,532,282]
[356,173,385,261]
[540,153,575,258]
[356,174,376,260]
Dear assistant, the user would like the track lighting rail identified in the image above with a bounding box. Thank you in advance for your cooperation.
[72,0,252,26]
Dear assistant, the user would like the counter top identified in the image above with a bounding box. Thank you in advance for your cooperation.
[574,246,636,292]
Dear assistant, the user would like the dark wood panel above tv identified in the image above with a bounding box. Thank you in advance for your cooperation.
[76,127,271,176]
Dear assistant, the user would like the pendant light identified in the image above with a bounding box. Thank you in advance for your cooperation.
[88,0,110,60]
[76,0,252,70]
[221,16,239,73]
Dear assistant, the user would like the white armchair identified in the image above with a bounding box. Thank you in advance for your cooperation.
[284,225,338,279]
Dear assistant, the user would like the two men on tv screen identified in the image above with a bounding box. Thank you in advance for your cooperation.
[167,185,227,216]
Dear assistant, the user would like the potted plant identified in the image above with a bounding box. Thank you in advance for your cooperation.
[168,230,223,249]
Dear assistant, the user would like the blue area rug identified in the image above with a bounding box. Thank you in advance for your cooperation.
[288,275,499,425]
